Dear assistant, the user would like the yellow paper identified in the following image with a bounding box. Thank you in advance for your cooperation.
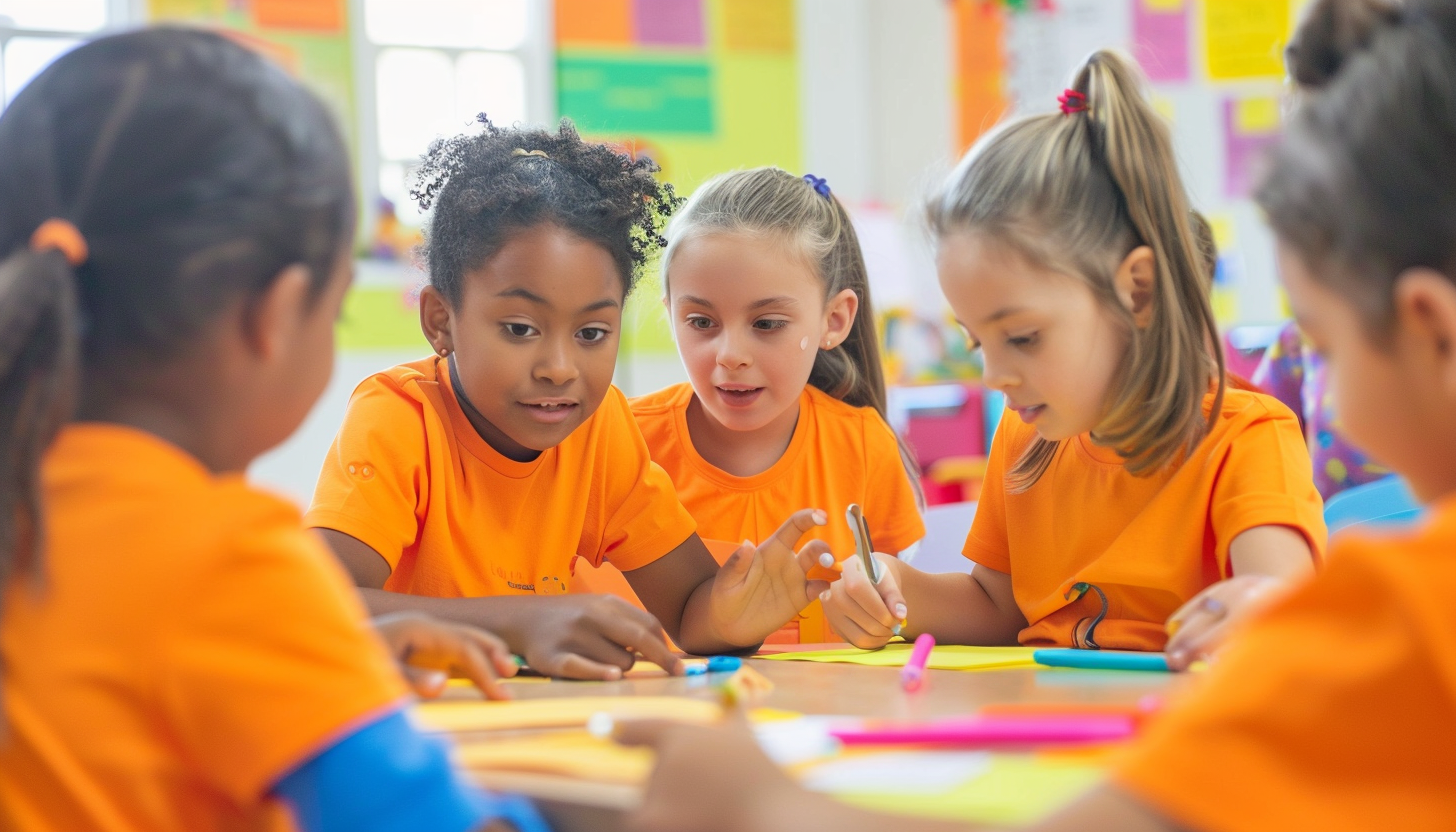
[455,730,654,784]
[759,644,1039,671]
[1145,0,1183,10]
[831,754,1105,827]
[1234,96,1281,134]
[412,696,722,733]
[1204,0,1290,81]
[1151,94,1176,125]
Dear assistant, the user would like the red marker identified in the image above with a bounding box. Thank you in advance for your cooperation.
[901,633,935,692]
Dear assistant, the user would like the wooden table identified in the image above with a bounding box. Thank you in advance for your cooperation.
[451,650,1181,832]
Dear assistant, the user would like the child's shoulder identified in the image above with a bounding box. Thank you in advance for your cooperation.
[358,355,445,399]
[1210,384,1302,429]
[629,382,694,419]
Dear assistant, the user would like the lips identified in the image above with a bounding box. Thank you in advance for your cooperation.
[715,385,764,408]
[518,399,579,425]
[1011,404,1045,424]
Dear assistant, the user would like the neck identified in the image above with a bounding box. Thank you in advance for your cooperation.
[684,391,801,478]
[77,363,251,474]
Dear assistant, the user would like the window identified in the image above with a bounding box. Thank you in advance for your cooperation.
[0,0,115,107]
[355,0,552,230]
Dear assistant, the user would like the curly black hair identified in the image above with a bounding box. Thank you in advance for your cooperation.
[411,116,681,304]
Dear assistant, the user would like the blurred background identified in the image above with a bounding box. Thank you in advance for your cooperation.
[0,0,1307,505]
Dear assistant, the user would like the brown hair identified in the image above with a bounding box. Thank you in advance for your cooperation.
[662,167,922,503]
[1260,0,1456,337]
[928,50,1224,491]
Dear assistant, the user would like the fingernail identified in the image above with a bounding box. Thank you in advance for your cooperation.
[818,552,835,568]
[606,666,622,680]
[813,510,827,525]
[894,603,907,618]
[424,670,447,690]
[742,539,753,549]
[1169,650,1185,666]
[820,589,832,602]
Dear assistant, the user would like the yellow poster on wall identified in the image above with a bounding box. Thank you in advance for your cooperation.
[1204,0,1289,81]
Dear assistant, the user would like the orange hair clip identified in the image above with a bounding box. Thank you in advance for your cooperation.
[29,218,88,267]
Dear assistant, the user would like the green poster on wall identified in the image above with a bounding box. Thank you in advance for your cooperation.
[558,54,715,135]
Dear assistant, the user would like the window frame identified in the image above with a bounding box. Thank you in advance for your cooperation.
[0,0,133,106]
[349,0,556,238]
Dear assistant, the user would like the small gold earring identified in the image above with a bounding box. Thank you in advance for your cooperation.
[438,347,450,356]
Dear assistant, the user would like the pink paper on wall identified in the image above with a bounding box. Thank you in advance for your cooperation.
[1223,96,1281,198]
[1132,0,1189,83]
[633,0,705,48]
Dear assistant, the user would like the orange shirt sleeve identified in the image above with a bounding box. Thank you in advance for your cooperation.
[1209,400,1327,571]
[581,389,698,572]
[961,415,1018,572]
[1116,533,1456,832]
[305,376,429,570]
[158,507,407,805]
[862,412,925,554]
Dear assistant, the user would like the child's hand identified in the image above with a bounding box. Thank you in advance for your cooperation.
[371,612,517,700]
[1165,575,1289,670]
[821,552,907,649]
[708,509,834,646]
[613,716,813,832]
[516,595,684,680]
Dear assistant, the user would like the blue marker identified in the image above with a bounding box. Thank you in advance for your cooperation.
[684,656,744,676]
[1033,649,1170,672]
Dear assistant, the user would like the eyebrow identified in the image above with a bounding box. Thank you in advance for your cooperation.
[978,306,1028,325]
[676,295,799,311]
[497,287,620,314]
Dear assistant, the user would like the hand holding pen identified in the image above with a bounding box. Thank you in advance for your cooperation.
[818,504,910,649]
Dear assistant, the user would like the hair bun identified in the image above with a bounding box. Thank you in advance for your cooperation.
[1287,0,1402,89]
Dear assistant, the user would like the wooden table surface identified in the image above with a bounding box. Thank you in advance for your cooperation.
[450,649,1181,831]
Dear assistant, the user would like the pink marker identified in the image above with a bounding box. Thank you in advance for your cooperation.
[901,632,935,692]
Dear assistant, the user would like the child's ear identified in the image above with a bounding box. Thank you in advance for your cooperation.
[419,285,454,356]
[1113,246,1157,328]
[823,288,859,349]
[1393,268,1456,397]
[242,263,311,360]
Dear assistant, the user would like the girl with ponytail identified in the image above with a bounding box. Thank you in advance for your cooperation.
[574,167,925,644]
[822,50,1324,668]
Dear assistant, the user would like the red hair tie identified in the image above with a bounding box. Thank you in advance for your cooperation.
[29,218,88,267]
[1058,89,1088,115]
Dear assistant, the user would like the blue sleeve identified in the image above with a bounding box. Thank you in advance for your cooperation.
[273,709,551,832]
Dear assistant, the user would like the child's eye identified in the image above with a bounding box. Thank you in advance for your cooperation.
[1007,333,1038,348]
[577,327,610,344]
[753,319,789,332]
[685,315,716,331]
[503,323,538,339]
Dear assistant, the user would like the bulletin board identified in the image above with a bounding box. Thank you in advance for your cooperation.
[951,0,1310,326]
[554,0,803,359]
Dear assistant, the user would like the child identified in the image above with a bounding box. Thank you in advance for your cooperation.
[824,49,1325,670]
[575,167,925,644]
[0,29,545,832]
[307,122,833,679]
[616,2,1456,829]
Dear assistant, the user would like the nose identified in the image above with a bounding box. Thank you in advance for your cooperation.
[980,349,1016,393]
[716,328,752,370]
[534,335,579,386]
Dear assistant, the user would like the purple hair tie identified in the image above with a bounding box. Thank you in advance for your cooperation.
[802,173,831,199]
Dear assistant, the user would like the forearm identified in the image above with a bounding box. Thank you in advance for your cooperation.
[359,588,535,654]
[895,564,1025,646]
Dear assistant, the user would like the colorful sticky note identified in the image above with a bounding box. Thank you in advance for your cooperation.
[1204,0,1290,81]
[556,0,633,48]
[557,54,714,135]
[633,0,705,48]
[722,0,796,54]
[1234,95,1281,134]
[147,0,226,17]
[252,0,345,32]
[1132,0,1189,83]
[1223,95,1282,197]
[955,0,1009,151]
[412,695,722,733]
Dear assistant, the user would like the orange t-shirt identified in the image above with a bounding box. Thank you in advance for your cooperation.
[963,387,1326,651]
[0,425,407,832]
[305,356,697,598]
[573,383,924,644]
[1117,497,1456,831]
